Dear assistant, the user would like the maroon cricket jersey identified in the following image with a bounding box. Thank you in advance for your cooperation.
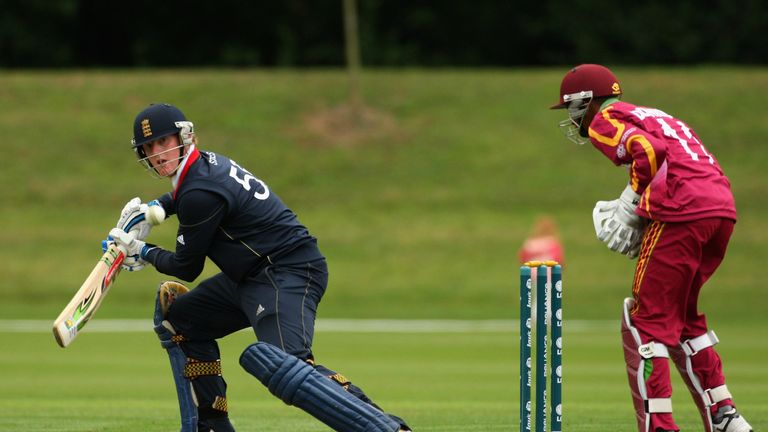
[587,101,736,223]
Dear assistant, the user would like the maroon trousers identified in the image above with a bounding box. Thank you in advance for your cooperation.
[628,217,735,431]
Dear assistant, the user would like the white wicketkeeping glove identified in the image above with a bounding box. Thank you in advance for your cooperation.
[625,237,642,259]
[592,199,618,235]
[593,184,645,258]
[108,227,148,272]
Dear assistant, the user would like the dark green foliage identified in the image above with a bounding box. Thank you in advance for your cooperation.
[1,1,767,67]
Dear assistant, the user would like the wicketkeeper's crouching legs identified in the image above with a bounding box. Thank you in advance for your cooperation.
[621,298,753,432]
[668,331,753,432]
[154,281,235,432]
[621,298,677,432]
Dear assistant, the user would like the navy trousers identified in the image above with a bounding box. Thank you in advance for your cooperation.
[164,259,328,416]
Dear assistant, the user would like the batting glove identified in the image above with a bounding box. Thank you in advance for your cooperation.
[116,197,152,241]
[107,228,154,272]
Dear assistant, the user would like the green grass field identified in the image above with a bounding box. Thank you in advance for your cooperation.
[0,68,766,430]
[1,322,766,431]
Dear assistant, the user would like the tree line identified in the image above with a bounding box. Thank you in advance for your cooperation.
[1,0,766,68]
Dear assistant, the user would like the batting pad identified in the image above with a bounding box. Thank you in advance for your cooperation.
[154,285,197,432]
[240,342,400,432]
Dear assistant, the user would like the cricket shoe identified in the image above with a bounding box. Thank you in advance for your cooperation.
[713,405,752,432]
[198,417,236,432]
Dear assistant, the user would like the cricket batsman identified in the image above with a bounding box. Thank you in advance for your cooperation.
[107,103,412,432]
[550,64,752,432]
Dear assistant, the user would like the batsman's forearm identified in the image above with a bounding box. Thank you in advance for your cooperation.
[144,247,204,282]
[145,190,224,282]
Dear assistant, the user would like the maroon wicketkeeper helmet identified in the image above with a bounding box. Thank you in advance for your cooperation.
[550,64,622,109]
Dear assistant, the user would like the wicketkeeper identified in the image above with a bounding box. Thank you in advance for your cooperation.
[551,64,752,432]
[108,103,412,432]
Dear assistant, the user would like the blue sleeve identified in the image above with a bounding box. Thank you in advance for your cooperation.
[143,189,227,282]
[156,192,175,217]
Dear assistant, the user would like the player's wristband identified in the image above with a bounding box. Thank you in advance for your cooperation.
[101,235,115,253]
[140,243,158,260]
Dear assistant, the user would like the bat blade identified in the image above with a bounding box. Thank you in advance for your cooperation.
[52,243,125,348]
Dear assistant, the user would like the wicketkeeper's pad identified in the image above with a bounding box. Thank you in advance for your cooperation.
[622,297,673,432]
[669,330,732,432]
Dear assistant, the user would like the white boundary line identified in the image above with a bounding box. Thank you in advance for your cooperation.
[0,319,617,333]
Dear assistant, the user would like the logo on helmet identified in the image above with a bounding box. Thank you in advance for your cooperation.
[612,82,621,95]
[141,119,152,138]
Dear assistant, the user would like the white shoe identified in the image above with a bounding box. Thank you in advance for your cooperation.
[713,406,752,432]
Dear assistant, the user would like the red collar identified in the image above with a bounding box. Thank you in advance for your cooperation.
[172,148,201,199]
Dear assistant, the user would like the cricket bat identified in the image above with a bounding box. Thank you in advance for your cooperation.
[52,243,126,348]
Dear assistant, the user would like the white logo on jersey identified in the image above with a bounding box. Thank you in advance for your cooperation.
[208,152,218,165]
[256,304,265,316]
[619,127,637,147]
[616,144,626,159]
[630,107,671,121]
[177,234,185,245]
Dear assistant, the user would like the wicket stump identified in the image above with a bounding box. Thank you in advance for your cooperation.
[520,260,562,432]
